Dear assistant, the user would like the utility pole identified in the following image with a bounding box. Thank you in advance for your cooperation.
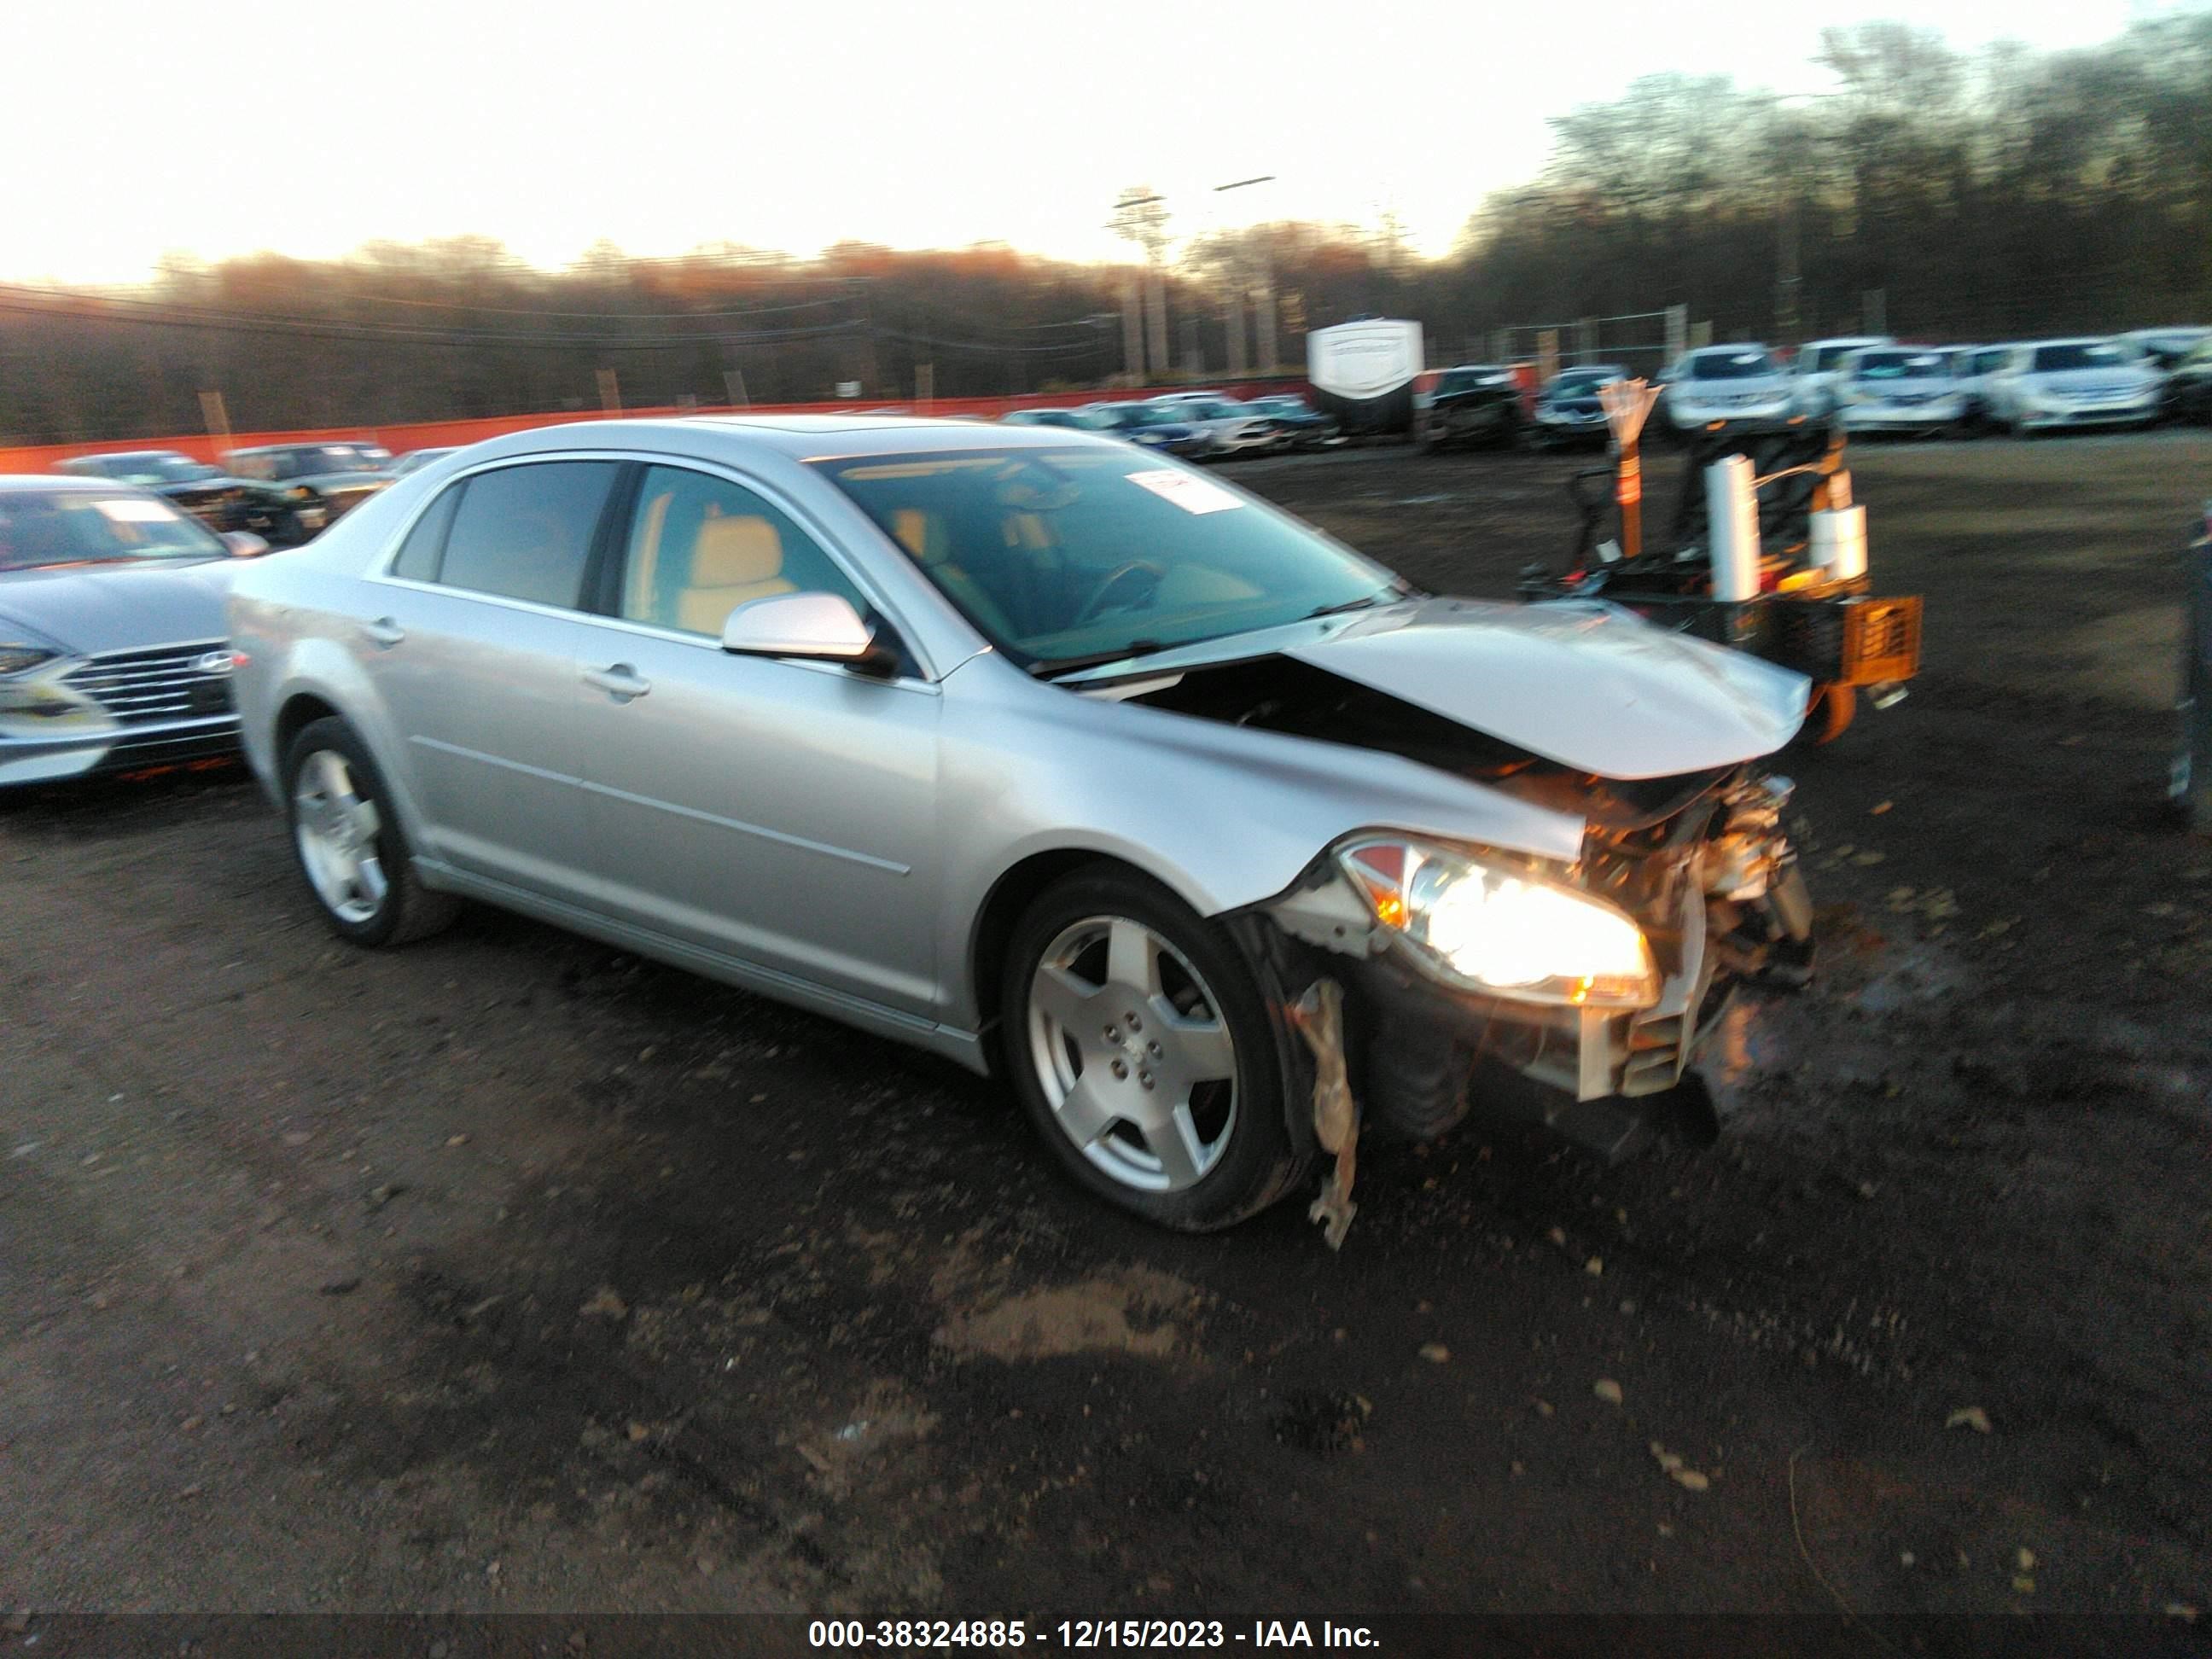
[1109,189,1171,387]
[1214,174,1278,377]
[1776,194,1802,346]
[1121,268,1144,381]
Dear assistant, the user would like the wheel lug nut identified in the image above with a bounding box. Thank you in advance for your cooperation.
[1139,1072,1155,1091]
[1127,1014,1143,1032]
[1110,1059,1128,1079]
[1148,1041,1162,1058]
[1103,1025,1118,1042]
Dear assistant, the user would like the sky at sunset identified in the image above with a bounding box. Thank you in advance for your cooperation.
[1,0,2186,284]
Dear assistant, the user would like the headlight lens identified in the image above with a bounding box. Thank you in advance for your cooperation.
[0,644,58,677]
[287,485,314,500]
[1339,837,1659,1010]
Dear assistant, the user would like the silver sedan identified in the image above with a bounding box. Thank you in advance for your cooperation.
[228,416,1814,1232]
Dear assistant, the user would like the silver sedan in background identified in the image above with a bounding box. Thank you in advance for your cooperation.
[1,477,268,787]
[227,417,1813,1232]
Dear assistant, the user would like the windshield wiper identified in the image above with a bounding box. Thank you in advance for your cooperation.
[1030,639,1168,679]
[1307,585,1412,620]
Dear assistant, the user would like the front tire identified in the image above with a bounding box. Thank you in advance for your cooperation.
[1001,869,1309,1231]
[284,716,457,947]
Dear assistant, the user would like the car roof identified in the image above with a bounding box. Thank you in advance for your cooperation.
[65,448,189,462]
[0,474,158,495]
[228,440,370,455]
[1551,364,1627,376]
[1684,343,1775,358]
[1803,335,1890,347]
[456,414,1150,466]
[2017,336,2122,350]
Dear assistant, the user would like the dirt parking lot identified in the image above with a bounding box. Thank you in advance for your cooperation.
[3,432,2209,1635]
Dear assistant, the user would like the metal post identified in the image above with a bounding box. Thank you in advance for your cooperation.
[1575,317,1597,365]
[1862,288,1887,336]
[1225,290,1247,375]
[1145,264,1168,384]
[2178,505,2212,834]
[1776,195,1801,345]
[197,390,231,463]
[721,369,748,409]
[1121,270,1144,381]
[1665,304,1688,364]
[916,362,934,416]
[597,368,621,413]
[1255,275,1278,374]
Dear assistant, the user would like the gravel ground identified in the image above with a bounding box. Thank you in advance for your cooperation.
[3,431,2208,1633]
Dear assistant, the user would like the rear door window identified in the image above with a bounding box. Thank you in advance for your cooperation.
[435,461,620,610]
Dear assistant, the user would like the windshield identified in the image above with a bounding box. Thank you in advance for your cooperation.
[813,448,1400,672]
[1254,396,1307,415]
[2031,342,2133,372]
[1688,350,1778,380]
[1549,370,1617,395]
[0,490,225,571]
[1854,351,1949,381]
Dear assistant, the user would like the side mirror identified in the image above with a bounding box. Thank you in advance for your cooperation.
[221,530,272,559]
[720,591,894,675]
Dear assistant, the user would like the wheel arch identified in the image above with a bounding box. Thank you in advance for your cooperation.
[967,847,1216,1074]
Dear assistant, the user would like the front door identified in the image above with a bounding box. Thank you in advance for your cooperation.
[568,463,942,1017]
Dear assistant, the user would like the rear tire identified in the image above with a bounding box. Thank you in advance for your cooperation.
[284,716,458,947]
[1000,868,1310,1231]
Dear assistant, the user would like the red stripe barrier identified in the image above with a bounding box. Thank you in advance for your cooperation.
[0,379,1319,475]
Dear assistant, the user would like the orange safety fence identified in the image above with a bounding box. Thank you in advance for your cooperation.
[0,378,1327,475]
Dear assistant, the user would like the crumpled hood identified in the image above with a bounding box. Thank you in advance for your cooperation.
[0,558,238,655]
[1068,599,1809,780]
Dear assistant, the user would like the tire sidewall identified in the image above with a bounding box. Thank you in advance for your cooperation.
[998,869,1303,1231]
[282,716,411,946]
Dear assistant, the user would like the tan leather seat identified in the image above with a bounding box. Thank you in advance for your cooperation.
[675,513,795,634]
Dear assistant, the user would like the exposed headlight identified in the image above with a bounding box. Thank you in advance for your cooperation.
[287,485,315,500]
[1338,837,1659,1010]
[0,644,59,677]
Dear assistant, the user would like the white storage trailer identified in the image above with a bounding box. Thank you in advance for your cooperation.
[1307,318,1424,435]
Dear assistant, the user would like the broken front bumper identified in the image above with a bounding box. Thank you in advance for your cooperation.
[1253,777,1811,1158]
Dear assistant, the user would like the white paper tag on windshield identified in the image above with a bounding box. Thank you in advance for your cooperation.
[1125,469,1243,515]
[93,498,177,523]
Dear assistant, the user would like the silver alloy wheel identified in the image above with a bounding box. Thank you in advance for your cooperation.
[1026,914,1240,1194]
[293,748,388,924]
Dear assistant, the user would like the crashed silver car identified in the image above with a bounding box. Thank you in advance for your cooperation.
[226,418,1813,1233]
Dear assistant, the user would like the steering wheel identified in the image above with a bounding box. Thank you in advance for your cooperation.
[1074,560,1167,625]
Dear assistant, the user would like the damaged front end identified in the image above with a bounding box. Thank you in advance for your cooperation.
[1251,768,1809,1162]
[1083,614,1815,1238]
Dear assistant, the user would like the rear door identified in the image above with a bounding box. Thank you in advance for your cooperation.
[568,461,943,1018]
[365,457,623,896]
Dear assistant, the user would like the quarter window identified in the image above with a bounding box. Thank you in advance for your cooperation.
[391,481,463,582]
[616,465,864,637]
[437,460,619,610]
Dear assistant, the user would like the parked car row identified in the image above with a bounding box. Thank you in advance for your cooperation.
[1650,329,2208,442]
[1000,391,1342,459]
[45,438,463,549]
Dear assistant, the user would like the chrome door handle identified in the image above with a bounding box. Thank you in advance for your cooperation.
[582,664,651,701]
[363,617,405,649]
